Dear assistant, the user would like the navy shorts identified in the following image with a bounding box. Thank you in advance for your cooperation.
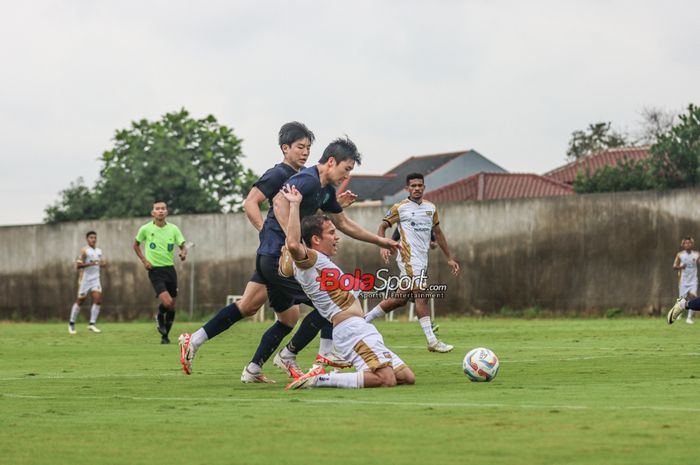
[255,254,312,312]
[148,266,178,298]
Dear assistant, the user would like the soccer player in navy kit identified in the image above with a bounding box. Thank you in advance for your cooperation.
[178,122,357,378]
[267,137,400,379]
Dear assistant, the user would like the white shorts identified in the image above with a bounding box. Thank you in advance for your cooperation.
[333,317,406,373]
[680,282,698,298]
[78,279,102,298]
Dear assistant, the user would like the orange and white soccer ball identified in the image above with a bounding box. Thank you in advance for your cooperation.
[463,347,500,382]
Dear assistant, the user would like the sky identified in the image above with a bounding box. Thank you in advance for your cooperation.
[1,0,698,225]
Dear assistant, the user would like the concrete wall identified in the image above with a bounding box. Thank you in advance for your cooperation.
[2,188,699,320]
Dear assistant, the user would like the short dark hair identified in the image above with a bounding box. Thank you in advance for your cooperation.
[153,199,167,206]
[279,122,315,147]
[86,231,97,238]
[406,172,424,185]
[301,214,331,246]
[318,136,362,166]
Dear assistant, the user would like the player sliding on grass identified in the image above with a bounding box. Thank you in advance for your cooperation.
[279,184,415,390]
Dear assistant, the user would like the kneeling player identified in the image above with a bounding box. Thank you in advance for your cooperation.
[279,184,415,390]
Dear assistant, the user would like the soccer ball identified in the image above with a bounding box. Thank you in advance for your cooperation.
[463,347,500,382]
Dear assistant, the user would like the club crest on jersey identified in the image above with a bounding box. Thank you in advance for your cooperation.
[149,243,156,249]
[426,211,433,216]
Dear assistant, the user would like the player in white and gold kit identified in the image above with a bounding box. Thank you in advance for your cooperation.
[673,236,699,324]
[364,173,459,352]
[68,231,106,334]
[279,184,414,390]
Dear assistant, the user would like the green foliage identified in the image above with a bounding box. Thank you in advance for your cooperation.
[566,122,627,160]
[573,104,700,194]
[43,177,102,223]
[573,158,654,193]
[45,109,257,223]
[648,103,700,189]
[605,307,624,318]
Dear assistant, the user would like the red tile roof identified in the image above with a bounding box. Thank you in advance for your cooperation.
[544,147,650,185]
[424,172,573,203]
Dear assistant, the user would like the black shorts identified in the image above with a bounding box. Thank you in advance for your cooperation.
[148,266,178,298]
[249,269,265,285]
[255,254,312,312]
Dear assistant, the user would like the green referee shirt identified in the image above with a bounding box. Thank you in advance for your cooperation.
[135,221,186,267]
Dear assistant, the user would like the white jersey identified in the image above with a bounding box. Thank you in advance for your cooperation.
[279,246,357,323]
[77,246,102,284]
[382,198,439,277]
[677,250,699,291]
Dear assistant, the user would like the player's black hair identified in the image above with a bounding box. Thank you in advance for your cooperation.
[279,121,315,147]
[301,214,331,246]
[153,199,168,206]
[318,136,362,166]
[406,172,424,185]
[86,231,97,238]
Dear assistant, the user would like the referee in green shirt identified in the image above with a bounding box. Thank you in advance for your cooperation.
[133,200,188,344]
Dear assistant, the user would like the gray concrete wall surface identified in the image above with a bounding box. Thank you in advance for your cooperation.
[2,188,699,320]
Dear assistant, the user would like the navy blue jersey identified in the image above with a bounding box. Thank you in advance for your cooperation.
[255,163,298,256]
[257,165,343,257]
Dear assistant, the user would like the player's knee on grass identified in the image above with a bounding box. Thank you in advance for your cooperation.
[364,366,397,388]
[276,305,300,327]
[395,366,415,385]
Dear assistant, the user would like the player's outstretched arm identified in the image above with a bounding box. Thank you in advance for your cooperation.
[433,225,459,275]
[178,242,188,261]
[337,190,358,209]
[272,191,291,236]
[330,211,399,252]
[243,187,267,232]
[280,184,306,261]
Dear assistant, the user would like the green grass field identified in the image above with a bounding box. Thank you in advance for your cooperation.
[1,318,698,465]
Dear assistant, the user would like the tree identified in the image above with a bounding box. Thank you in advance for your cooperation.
[44,177,102,223]
[573,158,654,193]
[566,122,627,160]
[45,109,258,223]
[634,106,676,145]
[649,104,700,189]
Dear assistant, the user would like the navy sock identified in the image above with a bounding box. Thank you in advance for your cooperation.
[286,309,330,354]
[250,321,293,367]
[202,303,244,339]
[320,324,333,340]
[686,297,700,310]
[164,310,175,336]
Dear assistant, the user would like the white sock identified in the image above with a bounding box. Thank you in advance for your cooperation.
[89,304,100,324]
[246,362,262,374]
[319,338,333,355]
[190,328,209,351]
[688,309,695,320]
[314,371,363,389]
[419,316,437,345]
[280,346,296,359]
[364,305,386,322]
[69,303,80,323]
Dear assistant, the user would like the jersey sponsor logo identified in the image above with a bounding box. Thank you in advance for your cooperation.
[322,192,330,204]
[426,211,433,216]
[149,242,156,249]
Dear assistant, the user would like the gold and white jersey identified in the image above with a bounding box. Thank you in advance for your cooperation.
[382,198,439,277]
[677,250,699,287]
[279,246,356,322]
[77,246,102,284]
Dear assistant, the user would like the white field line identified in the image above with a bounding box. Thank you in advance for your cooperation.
[2,392,700,413]
[2,351,698,382]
